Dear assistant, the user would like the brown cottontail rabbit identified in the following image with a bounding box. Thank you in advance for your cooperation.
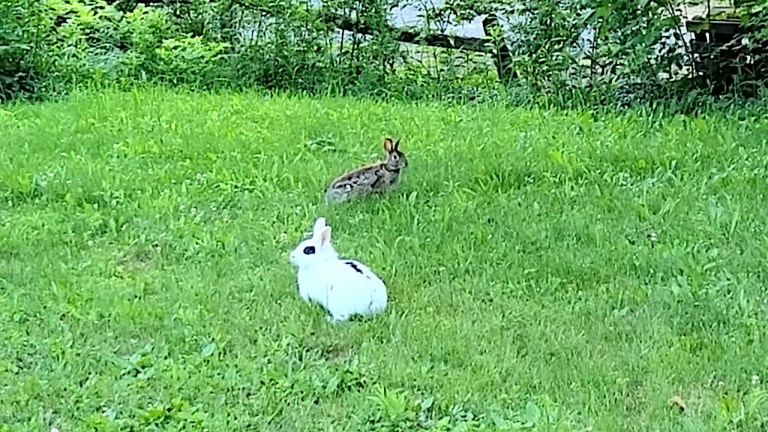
[325,137,408,204]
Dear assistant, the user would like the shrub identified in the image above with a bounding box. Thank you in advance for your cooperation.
[0,0,49,100]
[153,36,230,86]
[1,0,767,107]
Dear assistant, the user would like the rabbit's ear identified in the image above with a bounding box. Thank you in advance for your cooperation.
[383,137,394,153]
[312,217,327,237]
[318,226,332,247]
[394,139,401,151]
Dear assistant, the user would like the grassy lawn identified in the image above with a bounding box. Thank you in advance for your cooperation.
[1,88,767,431]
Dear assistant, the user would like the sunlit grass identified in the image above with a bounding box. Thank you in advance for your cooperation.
[1,88,767,431]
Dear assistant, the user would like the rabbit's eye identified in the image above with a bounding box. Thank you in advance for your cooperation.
[303,246,316,255]
[392,154,399,160]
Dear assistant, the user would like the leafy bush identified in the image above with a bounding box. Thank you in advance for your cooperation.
[153,36,230,86]
[0,0,49,100]
[733,1,768,95]
[38,0,124,91]
[1,0,767,107]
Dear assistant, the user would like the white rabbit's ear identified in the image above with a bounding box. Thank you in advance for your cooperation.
[312,217,327,237]
[318,226,332,247]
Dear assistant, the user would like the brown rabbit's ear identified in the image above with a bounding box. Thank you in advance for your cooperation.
[383,137,394,153]
[394,139,401,151]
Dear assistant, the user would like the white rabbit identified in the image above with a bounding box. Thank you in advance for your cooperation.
[288,217,388,323]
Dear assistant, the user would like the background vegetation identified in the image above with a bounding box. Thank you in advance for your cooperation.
[2,0,768,108]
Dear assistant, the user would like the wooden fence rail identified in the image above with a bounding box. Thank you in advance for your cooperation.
[321,12,516,82]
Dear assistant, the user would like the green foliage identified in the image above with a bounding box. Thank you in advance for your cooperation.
[434,0,693,107]
[0,0,49,99]
[1,0,767,106]
[152,36,230,85]
[732,1,768,95]
[2,88,768,430]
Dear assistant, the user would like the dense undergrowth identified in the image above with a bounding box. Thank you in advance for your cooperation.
[3,0,768,111]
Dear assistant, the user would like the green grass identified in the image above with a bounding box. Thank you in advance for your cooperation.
[1,88,767,432]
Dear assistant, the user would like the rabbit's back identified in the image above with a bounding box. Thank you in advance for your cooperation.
[326,164,400,203]
[298,261,386,318]
[328,260,387,316]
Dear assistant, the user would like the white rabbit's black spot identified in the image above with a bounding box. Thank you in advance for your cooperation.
[303,246,316,255]
[345,261,369,279]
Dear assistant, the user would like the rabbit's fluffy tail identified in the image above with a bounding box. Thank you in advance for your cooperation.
[325,187,350,204]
